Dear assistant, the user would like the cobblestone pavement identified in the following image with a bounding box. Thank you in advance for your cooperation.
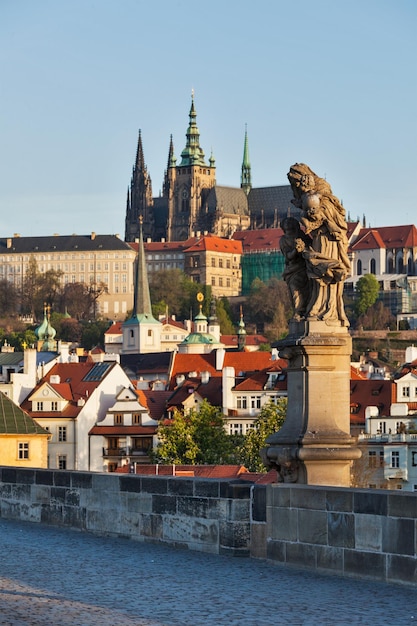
[0,519,416,626]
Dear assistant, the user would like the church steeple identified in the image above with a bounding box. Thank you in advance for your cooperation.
[180,92,208,167]
[240,124,251,195]
[122,217,161,354]
[133,216,153,317]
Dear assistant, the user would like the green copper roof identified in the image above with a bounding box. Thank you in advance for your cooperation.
[179,94,209,167]
[181,332,217,345]
[0,392,49,435]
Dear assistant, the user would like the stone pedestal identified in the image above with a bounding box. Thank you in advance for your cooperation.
[261,320,361,486]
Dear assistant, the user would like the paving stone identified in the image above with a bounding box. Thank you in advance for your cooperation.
[0,518,416,625]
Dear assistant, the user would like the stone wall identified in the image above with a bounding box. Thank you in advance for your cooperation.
[251,483,417,585]
[0,467,251,556]
[1,467,416,585]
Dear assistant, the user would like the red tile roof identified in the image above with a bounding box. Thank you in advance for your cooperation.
[232,228,283,252]
[21,361,117,419]
[350,229,386,251]
[352,224,417,249]
[350,379,395,425]
[184,235,242,254]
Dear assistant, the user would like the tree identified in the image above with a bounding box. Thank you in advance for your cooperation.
[238,399,287,472]
[355,274,380,317]
[0,279,19,316]
[245,277,291,340]
[149,269,212,321]
[356,300,396,330]
[152,400,234,465]
[216,298,235,335]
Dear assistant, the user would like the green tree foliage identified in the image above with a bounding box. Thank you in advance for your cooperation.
[355,274,380,317]
[152,400,234,465]
[149,269,212,320]
[245,278,291,340]
[80,319,109,350]
[238,399,287,472]
[21,257,63,319]
[0,280,19,316]
[215,298,235,335]
[356,300,396,330]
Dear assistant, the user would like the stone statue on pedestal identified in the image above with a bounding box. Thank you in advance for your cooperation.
[261,164,360,487]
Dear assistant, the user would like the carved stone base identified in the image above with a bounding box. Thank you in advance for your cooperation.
[262,320,361,487]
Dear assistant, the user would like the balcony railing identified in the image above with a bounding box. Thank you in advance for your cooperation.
[103,447,151,457]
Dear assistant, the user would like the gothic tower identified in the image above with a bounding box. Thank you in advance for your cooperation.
[125,130,154,242]
[240,124,252,196]
[166,93,216,241]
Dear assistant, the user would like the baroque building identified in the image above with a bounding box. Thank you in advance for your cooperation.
[124,94,296,243]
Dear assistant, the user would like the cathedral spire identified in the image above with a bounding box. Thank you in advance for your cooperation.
[180,91,207,167]
[241,124,251,195]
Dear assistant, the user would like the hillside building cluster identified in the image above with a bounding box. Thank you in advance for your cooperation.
[1,94,417,487]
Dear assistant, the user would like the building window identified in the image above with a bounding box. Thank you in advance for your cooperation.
[114,414,123,425]
[236,396,247,409]
[402,387,410,397]
[132,413,141,425]
[230,423,243,435]
[58,426,67,442]
[357,259,362,275]
[370,258,376,274]
[36,402,43,411]
[368,451,377,467]
[219,258,223,268]
[51,401,58,411]
[391,450,400,468]
[412,451,417,467]
[211,277,216,286]
[226,259,231,269]
[58,455,67,470]
[18,442,29,460]
[211,258,216,267]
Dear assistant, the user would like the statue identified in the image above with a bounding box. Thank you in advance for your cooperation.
[285,164,350,325]
[280,217,310,320]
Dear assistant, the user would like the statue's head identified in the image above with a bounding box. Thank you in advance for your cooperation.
[287,164,316,195]
[281,216,301,235]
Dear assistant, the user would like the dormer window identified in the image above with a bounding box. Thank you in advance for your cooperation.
[36,402,43,411]
[133,413,141,425]
[114,414,123,425]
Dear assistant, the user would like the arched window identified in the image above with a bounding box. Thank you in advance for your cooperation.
[397,255,404,273]
[370,258,376,274]
[357,259,362,275]
[387,256,394,273]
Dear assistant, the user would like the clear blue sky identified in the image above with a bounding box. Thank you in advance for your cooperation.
[1,0,416,237]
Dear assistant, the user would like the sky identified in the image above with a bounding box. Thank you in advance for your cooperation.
[1,0,416,238]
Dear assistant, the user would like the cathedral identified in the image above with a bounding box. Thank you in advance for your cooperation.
[124,94,297,243]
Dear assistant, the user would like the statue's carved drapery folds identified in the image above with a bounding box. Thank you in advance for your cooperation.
[284,164,350,325]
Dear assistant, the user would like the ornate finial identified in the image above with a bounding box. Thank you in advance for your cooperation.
[191,87,194,99]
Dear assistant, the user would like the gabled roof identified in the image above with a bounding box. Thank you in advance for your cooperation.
[0,392,49,435]
[184,235,242,254]
[232,228,283,252]
[350,379,395,424]
[233,361,287,392]
[350,229,386,251]
[167,375,222,409]
[21,361,117,418]
[105,322,123,336]
[136,389,172,421]
[352,225,417,249]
